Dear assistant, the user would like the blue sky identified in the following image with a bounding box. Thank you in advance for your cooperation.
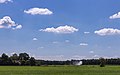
[0,0,120,60]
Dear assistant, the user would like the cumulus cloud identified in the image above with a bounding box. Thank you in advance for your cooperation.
[0,16,22,30]
[89,51,94,54]
[109,12,120,19]
[40,25,78,34]
[80,43,88,46]
[33,38,38,41]
[65,40,70,43]
[15,25,22,29]
[24,8,53,15]
[0,0,12,3]
[84,32,90,34]
[94,28,120,36]
[93,55,99,58]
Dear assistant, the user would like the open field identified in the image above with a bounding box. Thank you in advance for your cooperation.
[0,65,120,75]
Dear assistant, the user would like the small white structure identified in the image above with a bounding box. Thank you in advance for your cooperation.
[73,61,82,66]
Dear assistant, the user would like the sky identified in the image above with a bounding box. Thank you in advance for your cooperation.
[0,0,120,60]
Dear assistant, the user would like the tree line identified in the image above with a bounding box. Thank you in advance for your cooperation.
[0,53,35,66]
[0,53,120,66]
[81,58,120,65]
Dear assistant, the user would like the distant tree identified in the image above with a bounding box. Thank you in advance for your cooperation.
[19,53,30,61]
[1,53,8,60]
[29,57,36,66]
[1,53,9,65]
[99,57,106,67]
[11,53,19,60]
[10,53,20,65]
[20,60,26,65]
[19,53,30,65]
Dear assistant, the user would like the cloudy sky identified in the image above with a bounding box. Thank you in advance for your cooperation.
[0,0,120,60]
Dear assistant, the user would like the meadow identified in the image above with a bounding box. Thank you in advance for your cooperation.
[0,65,120,75]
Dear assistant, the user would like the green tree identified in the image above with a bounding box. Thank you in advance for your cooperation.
[19,53,30,65]
[19,53,30,61]
[99,57,106,67]
[1,53,9,65]
[11,53,19,60]
[10,53,20,65]
[29,57,36,66]
[1,53,8,60]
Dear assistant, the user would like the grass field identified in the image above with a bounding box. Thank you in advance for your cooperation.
[0,65,120,75]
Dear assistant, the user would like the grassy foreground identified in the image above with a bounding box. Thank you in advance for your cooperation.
[0,65,120,75]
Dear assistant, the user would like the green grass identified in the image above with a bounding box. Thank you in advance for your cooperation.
[0,65,119,75]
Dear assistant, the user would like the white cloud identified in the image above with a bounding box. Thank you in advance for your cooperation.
[52,41,58,44]
[84,32,90,34]
[37,47,44,50]
[40,47,44,49]
[24,8,53,15]
[72,55,86,60]
[109,12,120,19]
[65,40,70,43]
[72,55,86,58]
[33,38,38,41]
[100,56,119,59]
[94,28,120,36]
[0,16,22,30]
[35,55,65,61]
[80,43,88,46]
[40,25,78,34]
[89,51,94,54]
[15,25,22,29]
[10,52,16,56]
[93,55,99,58]
[0,0,12,3]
